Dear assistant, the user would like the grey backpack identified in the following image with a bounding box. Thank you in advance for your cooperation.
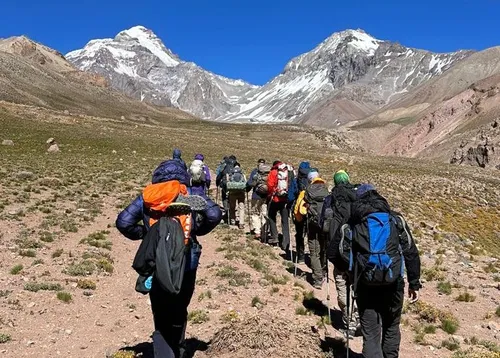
[304,182,329,228]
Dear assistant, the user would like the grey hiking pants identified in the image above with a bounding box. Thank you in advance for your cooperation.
[357,282,404,358]
[307,224,326,283]
[333,267,359,330]
[268,200,290,249]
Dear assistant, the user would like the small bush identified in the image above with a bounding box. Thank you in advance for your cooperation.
[264,273,289,285]
[441,318,459,334]
[295,307,309,316]
[423,325,436,334]
[77,279,96,290]
[19,249,36,257]
[484,263,498,274]
[270,286,279,294]
[496,305,500,317]
[216,265,251,287]
[0,333,11,344]
[414,331,426,344]
[110,351,135,358]
[57,291,72,303]
[80,230,112,250]
[32,259,44,266]
[65,260,95,276]
[442,338,460,351]
[198,290,212,301]
[39,231,55,243]
[303,290,315,300]
[96,258,114,273]
[187,310,209,324]
[220,310,240,323]
[10,264,23,275]
[437,281,452,295]
[24,282,62,292]
[456,291,476,302]
[251,296,264,308]
[52,249,63,258]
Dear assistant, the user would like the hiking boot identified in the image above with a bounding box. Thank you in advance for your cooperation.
[254,233,261,241]
[267,237,279,245]
[313,278,325,289]
[238,224,245,230]
[297,253,305,263]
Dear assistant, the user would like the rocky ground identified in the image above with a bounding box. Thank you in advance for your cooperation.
[0,104,499,357]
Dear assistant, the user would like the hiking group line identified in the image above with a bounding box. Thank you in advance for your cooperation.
[116,149,422,358]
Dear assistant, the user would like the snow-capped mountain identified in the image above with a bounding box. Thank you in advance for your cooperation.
[66,26,257,119]
[66,26,473,123]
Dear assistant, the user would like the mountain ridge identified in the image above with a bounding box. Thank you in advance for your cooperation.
[66,25,472,124]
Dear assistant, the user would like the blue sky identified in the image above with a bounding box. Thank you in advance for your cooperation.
[1,0,499,85]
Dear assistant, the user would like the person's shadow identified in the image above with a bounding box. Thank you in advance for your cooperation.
[320,336,363,358]
[118,338,209,358]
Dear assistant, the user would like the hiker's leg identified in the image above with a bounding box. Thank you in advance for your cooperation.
[381,288,404,358]
[358,291,384,358]
[150,270,197,358]
[237,193,245,227]
[294,220,305,259]
[268,202,279,243]
[259,198,267,237]
[307,226,323,284]
[334,267,349,328]
[221,189,228,211]
[319,233,327,272]
[280,202,290,251]
[228,194,237,225]
[250,198,260,235]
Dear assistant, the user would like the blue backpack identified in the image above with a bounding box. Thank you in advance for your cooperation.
[340,212,410,290]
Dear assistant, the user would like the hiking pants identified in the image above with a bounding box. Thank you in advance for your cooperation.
[333,267,359,330]
[228,191,245,226]
[307,224,326,283]
[357,283,404,358]
[294,219,305,258]
[221,189,229,212]
[150,270,197,358]
[268,200,290,249]
[251,197,267,236]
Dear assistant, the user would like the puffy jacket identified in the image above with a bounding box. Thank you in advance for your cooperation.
[152,159,191,186]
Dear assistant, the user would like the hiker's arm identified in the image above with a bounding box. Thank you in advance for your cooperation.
[116,195,146,241]
[400,222,422,291]
[215,170,224,187]
[194,198,222,236]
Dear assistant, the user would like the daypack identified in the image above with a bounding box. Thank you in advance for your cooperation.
[226,167,247,191]
[275,163,289,197]
[321,184,358,233]
[304,182,329,228]
[252,163,271,195]
[339,212,410,290]
[189,159,206,184]
[287,165,298,202]
[220,158,236,186]
[296,163,311,192]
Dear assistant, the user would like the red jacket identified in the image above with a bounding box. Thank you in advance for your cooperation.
[267,162,287,203]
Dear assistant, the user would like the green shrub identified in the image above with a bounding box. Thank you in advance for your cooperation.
[441,338,460,351]
[77,279,96,290]
[0,333,11,344]
[456,291,476,302]
[187,310,209,324]
[39,231,55,243]
[251,296,264,308]
[437,281,452,295]
[80,230,112,250]
[24,282,62,292]
[19,249,36,257]
[65,260,95,276]
[52,249,63,258]
[496,305,500,317]
[295,307,309,316]
[441,318,459,334]
[10,264,23,275]
[423,325,436,334]
[57,291,72,303]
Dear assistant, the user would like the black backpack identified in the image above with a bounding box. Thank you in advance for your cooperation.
[296,166,310,192]
[339,212,410,290]
[132,216,190,295]
[221,158,236,186]
[304,182,329,228]
[322,183,358,233]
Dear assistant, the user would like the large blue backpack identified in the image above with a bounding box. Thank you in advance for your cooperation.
[340,212,410,290]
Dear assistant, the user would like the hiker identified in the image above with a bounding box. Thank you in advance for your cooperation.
[332,184,421,358]
[189,153,211,197]
[116,158,222,358]
[267,160,291,249]
[172,148,187,170]
[226,163,247,229]
[322,170,360,335]
[247,159,270,240]
[216,155,237,217]
[292,161,311,262]
[295,169,329,288]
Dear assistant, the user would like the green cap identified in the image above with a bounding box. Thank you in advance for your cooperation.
[333,170,350,186]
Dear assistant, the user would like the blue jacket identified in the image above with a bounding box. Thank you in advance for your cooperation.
[152,159,191,186]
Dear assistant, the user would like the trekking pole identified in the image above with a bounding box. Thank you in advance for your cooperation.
[346,284,351,358]
[326,259,331,320]
[246,192,251,232]
[216,186,219,206]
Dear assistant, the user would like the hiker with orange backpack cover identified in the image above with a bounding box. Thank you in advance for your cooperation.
[116,157,222,358]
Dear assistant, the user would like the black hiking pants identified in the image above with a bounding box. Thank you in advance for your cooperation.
[268,200,290,250]
[356,282,404,358]
[150,270,197,358]
[294,219,305,258]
